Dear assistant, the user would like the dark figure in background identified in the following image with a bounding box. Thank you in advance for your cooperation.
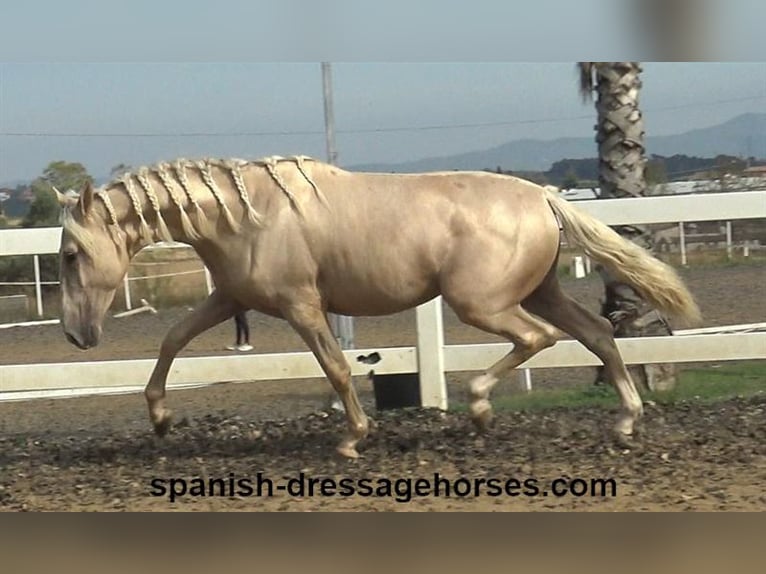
[593,269,674,391]
[226,311,253,352]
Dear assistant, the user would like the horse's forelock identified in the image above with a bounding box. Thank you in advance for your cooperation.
[60,208,98,258]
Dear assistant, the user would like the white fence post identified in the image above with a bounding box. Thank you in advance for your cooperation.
[573,256,586,278]
[32,255,43,317]
[123,274,132,310]
[679,221,687,266]
[726,221,733,260]
[204,266,213,295]
[520,368,532,392]
[416,296,447,410]
[329,313,355,349]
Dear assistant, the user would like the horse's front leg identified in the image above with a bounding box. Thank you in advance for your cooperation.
[282,300,369,459]
[145,290,238,436]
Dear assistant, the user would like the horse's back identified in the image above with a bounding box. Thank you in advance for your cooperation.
[311,164,548,213]
[291,165,560,315]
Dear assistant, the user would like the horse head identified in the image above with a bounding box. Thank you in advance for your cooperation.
[54,182,130,349]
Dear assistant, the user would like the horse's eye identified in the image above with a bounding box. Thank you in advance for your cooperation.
[63,250,77,262]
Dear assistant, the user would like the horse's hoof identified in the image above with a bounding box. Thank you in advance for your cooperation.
[470,399,493,432]
[152,411,173,437]
[336,444,360,459]
[613,413,637,436]
[611,429,634,450]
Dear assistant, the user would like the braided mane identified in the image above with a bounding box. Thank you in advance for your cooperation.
[62,155,326,252]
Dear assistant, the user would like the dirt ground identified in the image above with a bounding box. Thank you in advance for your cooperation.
[0,264,764,511]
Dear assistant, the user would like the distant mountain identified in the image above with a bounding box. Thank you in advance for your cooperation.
[350,113,766,173]
[648,113,766,159]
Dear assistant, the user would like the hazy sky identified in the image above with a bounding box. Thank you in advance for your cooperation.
[1,62,764,184]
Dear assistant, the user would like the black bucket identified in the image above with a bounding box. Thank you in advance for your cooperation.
[371,373,421,410]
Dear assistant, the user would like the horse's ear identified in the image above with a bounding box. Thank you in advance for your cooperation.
[52,186,75,208]
[79,181,95,218]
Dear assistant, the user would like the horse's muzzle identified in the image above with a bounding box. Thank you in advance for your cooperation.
[65,329,98,350]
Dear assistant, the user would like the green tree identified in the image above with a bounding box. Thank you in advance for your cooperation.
[22,161,93,227]
[561,169,579,190]
[645,158,668,186]
[22,185,60,227]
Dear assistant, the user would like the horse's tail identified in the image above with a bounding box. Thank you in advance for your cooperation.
[543,186,702,326]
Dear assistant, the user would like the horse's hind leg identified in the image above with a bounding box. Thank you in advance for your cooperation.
[281,300,369,459]
[522,277,644,438]
[145,290,238,436]
[454,305,560,429]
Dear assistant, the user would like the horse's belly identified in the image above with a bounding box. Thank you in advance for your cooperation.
[325,275,439,317]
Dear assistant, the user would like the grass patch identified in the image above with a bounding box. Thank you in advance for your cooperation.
[452,361,766,413]
[664,361,766,404]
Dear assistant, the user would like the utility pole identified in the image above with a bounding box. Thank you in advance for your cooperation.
[322,62,339,166]
[321,62,355,352]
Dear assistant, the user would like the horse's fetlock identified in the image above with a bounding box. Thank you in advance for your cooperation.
[144,388,164,403]
[470,373,496,399]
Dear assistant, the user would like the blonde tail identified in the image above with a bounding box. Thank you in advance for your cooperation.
[543,187,702,326]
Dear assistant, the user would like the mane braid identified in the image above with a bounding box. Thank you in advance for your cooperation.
[136,168,173,243]
[154,162,201,241]
[172,160,211,238]
[95,190,118,224]
[263,157,303,215]
[293,155,329,209]
[195,160,240,233]
[119,174,154,243]
[222,159,263,226]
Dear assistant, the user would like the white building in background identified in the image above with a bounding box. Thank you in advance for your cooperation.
[562,177,766,201]
[651,177,766,195]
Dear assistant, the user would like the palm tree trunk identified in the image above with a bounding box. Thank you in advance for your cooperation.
[578,62,677,392]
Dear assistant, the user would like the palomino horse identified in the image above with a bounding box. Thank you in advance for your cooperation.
[54,156,700,458]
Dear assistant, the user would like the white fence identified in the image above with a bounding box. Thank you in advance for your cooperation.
[0,232,202,317]
[1,190,765,406]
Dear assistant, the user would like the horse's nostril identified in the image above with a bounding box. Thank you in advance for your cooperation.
[65,331,89,350]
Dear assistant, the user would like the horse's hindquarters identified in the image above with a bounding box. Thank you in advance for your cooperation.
[439,193,560,316]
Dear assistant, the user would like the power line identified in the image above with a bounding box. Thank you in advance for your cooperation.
[0,94,763,138]
[0,128,324,138]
